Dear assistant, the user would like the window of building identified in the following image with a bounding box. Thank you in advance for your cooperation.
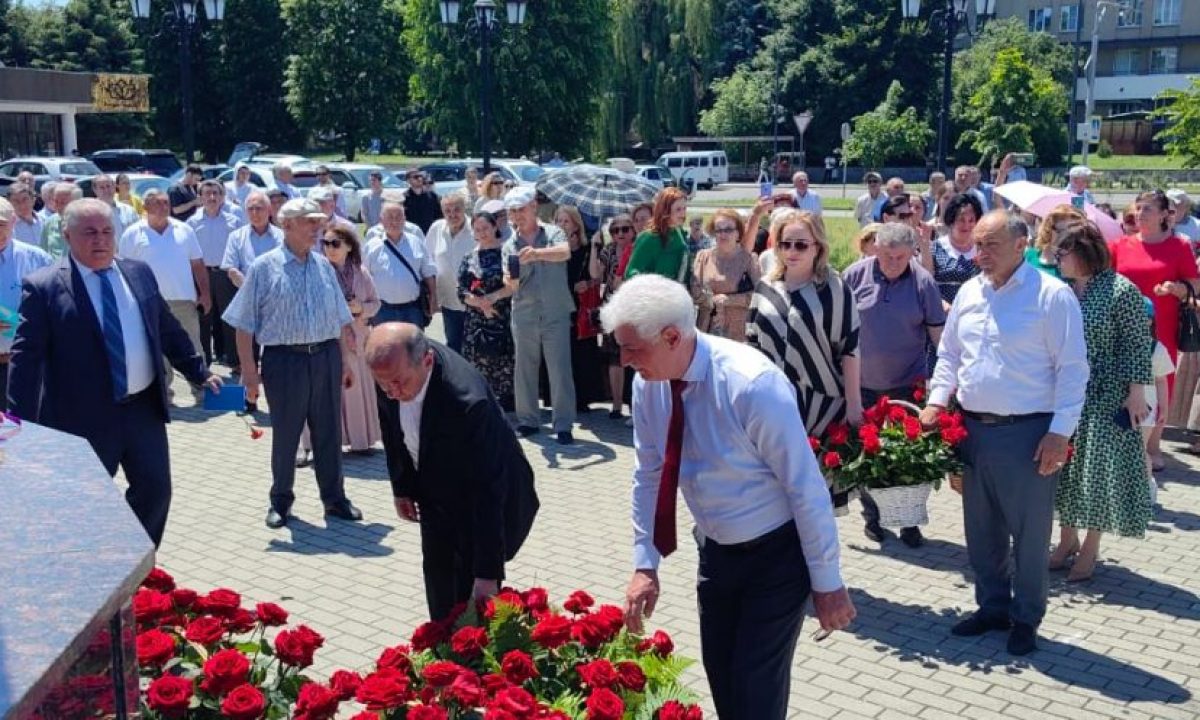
[1151,47,1179,74]
[1153,0,1180,26]
[1107,101,1150,116]
[1059,4,1079,32]
[1118,0,1142,27]
[1027,7,1053,31]
[1114,48,1143,75]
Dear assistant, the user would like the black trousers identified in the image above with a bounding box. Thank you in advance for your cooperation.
[261,341,346,512]
[418,505,479,621]
[697,522,811,720]
[199,267,238,365]
[89,385,172,547]
[0,360,8,411]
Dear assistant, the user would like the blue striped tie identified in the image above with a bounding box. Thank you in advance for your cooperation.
[97,268,128,401]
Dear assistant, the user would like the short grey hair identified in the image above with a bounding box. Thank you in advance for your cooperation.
[7,182,34,201]
[0,197,13,221]
[600,274,696,341]
[273,162,293,177]
[441,191,468,212]
[244,190,269,207]
[41,181,58,198]
[63,198,114,231]
[142,187,168,204]
[401,328,431,365]
[55,182,82,201]
[874,223,917,250]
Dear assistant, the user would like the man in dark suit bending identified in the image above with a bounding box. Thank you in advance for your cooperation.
[365,322,538,620]
[8,198,220,547]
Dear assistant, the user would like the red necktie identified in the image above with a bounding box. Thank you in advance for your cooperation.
[654,379,688,557]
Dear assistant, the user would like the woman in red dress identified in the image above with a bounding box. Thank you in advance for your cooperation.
[1109,190,1200,468]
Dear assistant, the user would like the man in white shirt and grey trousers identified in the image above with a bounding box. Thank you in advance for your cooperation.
[922,210,1089,656]
[604,274,855,720]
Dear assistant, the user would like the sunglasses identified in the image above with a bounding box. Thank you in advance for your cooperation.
[713,225,738,235]
[778,240,813,252]
[610,225,634,234]
[322,239,344,249]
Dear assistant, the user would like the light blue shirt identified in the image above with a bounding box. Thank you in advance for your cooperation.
[221,223,283,274]
[110,201,140,241]
[74,258,155,395]
[222,244,352,346]
[1066,186,1095,205]
[0,240,53,352]
[631,333,844,592]
[12,214,44,247]
[792,190,823,215]
[188,209,244,267]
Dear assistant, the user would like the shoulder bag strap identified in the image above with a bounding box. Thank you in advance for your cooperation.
[383,238,424,287]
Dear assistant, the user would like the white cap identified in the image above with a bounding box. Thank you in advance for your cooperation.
[276,198,325,220]
[308,187,334,203]
[481,199,506,214]
[503,185,536,210]
[1068,165,1092,178]
[1167,188,1191,207]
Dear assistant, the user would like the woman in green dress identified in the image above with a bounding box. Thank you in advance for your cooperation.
[1049,220,1154,582]
[624,187,690,283]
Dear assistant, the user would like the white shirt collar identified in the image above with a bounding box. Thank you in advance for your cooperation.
[399,364,434,408]
[937,235,977,260]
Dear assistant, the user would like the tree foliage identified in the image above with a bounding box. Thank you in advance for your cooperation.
[1153,78,1200,168]
[283,0,408,161]
[959,48,1067,169]
[216,0,302,152]
[697,67,770,137]
[843,80,932,169]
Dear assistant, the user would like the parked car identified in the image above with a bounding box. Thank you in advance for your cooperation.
[462,158,546,186]
[415,158,545,197]
[89,149,182,178]
[245,153,313,170]
[78,172,170,200]
[215,165,277,193]
[417,162,472,196]
[635,164,670,190]
[225,141,313,171]
[656,150,729,189]
[0,156,102,195]
[167,164,229,183]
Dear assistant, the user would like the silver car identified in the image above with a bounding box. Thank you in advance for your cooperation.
[0,156,102,194]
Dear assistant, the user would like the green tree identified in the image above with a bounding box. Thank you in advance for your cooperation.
[1153,78,1200,168]
[283,0,408,160]
[843,81,932,169]
[0,0,48,67]
[216,0,302,152]
[697,66,770,137]
[713,0,770,77]
[406,0,609,158]
[959,48,1066,170]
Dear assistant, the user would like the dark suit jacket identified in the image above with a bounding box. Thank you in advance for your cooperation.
[379,342,538,580]
[8,256,208,438]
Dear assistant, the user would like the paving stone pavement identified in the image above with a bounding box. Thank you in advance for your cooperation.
[150,332,1200,719]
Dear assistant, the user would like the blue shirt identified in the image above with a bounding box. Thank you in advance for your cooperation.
[631,333,843,591]
[791,190,823,215]
[187,209,243,267]
[222,244,353,346]
[221,223,283,274]
[0,240,53,352]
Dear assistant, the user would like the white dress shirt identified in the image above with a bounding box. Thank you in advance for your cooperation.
[428,218,476,311]
[398,370,432,468]
[365,221,426,244]
[631,333,844,592]
[118,219,203,302]
[929,261,1089,437]
[75,259,155,395]
[792,190,823,215]
[364,232,437,305]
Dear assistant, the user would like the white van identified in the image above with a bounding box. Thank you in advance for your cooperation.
[655,150,729,189]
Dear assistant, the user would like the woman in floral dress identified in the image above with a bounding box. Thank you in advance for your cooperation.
[1049,221,1154,582]
[457,211,516,410]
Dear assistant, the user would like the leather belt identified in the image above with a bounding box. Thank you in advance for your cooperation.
[0,353,10,364]
[706,522,794,553]
[961,409,1052,426]
[269,339,336,355]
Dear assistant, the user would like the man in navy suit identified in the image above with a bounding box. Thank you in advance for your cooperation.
[8,198,221,547]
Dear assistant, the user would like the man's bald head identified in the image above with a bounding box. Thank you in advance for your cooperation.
[972,210,1026,279]
[365,323,435,402]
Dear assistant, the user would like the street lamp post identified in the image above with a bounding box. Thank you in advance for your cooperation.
[129,0,224,164]
[438,0,528,174]
[900,0,994,173]
[1081,1,1125,165]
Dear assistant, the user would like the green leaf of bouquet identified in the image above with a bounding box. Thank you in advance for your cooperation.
[235,641,259,654]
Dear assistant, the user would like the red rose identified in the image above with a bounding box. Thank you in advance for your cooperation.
[636,630,674,656]
[294,682,340,720]
[657,700,703,720]
[889,406,909,423]
[141,567,176,593]
[171,588,198,610]
[489,686,536,717]
[445,670,484,706]
[133,589,173,624]
[912,386,926,403]
[570,616,609,649]
[481,672,510,697]
[199,648,250,696]
[576,659,618,689]
[219,684,265,720]
[377,644,413,673]
[863,434,882,454]
[348,714,379,720]
[146,675,192,718]
[329,670,363,701]
[615,661,646,692]
[274,626,324,668]
[822,451,842,469]
[451,625,489,658]
[937,412,962,429]
[485,711,518,720]
[827,422,851,446]
[903,416,922,441]
[184,616,225,646]
[1066,443,1075,461]
[355,668,411,710]
[411,620,449,651]
[500,650,539,683]
[941,425,967,446]
[808,436,822,451]
[225,608,257,634]
[198,588,241,618]
[408,705,449,720]
[136,629,176,668]
[594,605,623,635]
[521,587,549,613]
[530,615,572,649]
[254,602,289,627]
[422,660,466,688]
[484,590,525,620]
[563,590,595,614]
[585,688,624,720]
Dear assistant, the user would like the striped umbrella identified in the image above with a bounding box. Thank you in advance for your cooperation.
[535,165,660,219]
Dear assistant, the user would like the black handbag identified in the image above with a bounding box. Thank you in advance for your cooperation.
[382,238,433,326]
[1179,284,1200,353]
[736,270,755,294]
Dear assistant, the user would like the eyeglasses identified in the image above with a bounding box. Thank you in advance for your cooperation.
[322,239,343,249]
[317,172,329,177]
[610,225,634,234]
[713,225,738,235]
[867,180,881,185]
[777,240,813,252]
[1051,245,1071,262]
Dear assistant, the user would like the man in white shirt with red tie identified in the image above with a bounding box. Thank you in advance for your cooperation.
[602,274,854,720]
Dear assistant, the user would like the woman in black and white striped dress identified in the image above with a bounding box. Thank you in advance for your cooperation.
[747,210,862,500]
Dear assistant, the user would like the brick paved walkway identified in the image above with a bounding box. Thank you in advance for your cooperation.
[154,327,1200,719]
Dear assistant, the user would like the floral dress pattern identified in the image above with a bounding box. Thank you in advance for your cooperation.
[457,247,514,405]
[1056,270,1154,537]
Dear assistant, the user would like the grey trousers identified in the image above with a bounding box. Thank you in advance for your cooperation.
[165,299,203,364]
[512,312,576,431]
[961,413,1058,628]
[261,341,347,512]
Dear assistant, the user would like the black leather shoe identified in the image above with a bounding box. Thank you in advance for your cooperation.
[556,431,574,445]
[295,450,312,468]
[863,521,886,543]
[900,526,925,548]
[325,500,363,521]
[265,508,289,529]
[1007,623,1038,655]
[516,425,539,437]
[950,613,1012,637]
